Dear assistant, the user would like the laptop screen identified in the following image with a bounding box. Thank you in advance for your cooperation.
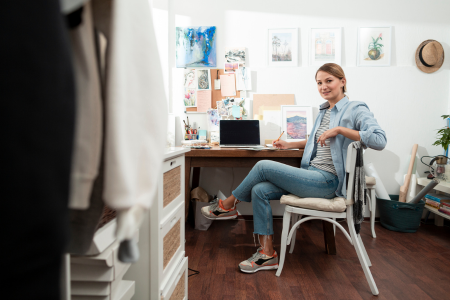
[220,120,260,145]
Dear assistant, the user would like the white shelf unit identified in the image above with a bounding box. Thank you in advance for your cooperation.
[417,177,450,226]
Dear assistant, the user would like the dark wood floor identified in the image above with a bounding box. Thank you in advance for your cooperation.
[185,218,450,300]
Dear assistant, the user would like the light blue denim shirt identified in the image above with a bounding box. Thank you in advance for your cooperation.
[301,96,387,197]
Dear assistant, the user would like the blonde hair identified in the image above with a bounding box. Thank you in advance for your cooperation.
[315,63,347,94]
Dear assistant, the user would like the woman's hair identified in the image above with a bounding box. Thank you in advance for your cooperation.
[315,63,347,94]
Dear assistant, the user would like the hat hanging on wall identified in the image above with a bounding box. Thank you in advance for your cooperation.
[415,39,445,74]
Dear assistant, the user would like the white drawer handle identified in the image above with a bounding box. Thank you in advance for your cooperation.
[170,216,177,225]
[170,160,177,166]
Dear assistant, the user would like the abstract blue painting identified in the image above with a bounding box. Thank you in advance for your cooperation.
[176,26,217,68]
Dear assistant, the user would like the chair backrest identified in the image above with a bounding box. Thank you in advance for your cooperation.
[344,143,358,206]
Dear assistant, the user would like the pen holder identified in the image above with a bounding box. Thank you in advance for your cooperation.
[185,134,198,140]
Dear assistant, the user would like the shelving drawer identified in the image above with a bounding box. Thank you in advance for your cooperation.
[161,257,188,300]
[161,156,184,219]
[160,202,185,286]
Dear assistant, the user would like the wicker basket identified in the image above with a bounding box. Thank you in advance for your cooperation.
[377,195,425,233]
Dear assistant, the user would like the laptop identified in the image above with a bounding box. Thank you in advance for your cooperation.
[219,120,262,148]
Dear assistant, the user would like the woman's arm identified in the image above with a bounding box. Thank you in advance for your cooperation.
[273,139,307,149]
[317,127,360,147]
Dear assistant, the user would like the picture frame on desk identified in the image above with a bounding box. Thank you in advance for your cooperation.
[280,105,313,142]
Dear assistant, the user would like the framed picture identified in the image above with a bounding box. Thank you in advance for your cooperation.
[268,28,298,67]
[309,28,342,66]
[357,26,392,67]
[280,106,313,142]
[176,26,217,68]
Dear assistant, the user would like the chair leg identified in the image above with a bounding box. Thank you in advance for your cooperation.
[347,209,378,295]
[276,209,291,277]
[289,214,301,254]
[371,189,376,238]
[332,218,336,236]
[357,234,371,266]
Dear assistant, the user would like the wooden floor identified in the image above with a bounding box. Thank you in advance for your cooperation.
[185,218,450,300]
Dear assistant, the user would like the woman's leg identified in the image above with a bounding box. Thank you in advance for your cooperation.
[232,160,338,202]
[251,182,288,255]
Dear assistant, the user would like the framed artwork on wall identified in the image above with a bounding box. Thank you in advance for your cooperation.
[357,26,392,67]
[309,27,342,66]
[268,28,298,67]
[280,106,313,142]
[176,26,217,68]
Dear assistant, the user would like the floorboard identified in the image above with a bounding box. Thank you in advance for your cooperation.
[186,219,450,300]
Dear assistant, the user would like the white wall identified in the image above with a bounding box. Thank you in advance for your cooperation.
[169,0,450,215]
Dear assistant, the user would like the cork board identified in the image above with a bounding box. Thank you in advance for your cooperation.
[163,220,180,269]
[169,271,185,300]
[163,166,181,208]
[186,69,241,112]
[253,94,295,118]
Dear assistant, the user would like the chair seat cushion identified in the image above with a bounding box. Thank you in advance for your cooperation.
[280,194,346,212]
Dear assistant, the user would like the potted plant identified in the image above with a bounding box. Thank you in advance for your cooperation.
[433,114,450,153]
[368,33,383,60]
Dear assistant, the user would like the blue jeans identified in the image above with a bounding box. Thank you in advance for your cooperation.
[232,160,339,236]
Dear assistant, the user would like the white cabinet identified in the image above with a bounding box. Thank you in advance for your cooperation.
[125,147,189,299]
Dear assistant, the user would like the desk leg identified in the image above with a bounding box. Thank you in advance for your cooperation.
[192,167,201,190]
[185,157,191,220]
[323,221,336,255]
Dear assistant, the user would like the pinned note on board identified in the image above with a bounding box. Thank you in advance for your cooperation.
[232,105,240,118]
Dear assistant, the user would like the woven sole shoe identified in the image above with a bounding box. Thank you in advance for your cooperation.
[239,248,279,273]
[201,199,238,220]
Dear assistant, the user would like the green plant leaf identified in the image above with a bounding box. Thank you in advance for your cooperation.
[441,114,450,119]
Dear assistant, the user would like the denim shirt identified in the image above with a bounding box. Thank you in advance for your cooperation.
[301,96,387,197]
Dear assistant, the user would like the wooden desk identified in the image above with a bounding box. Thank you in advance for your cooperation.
[184,146,336,254]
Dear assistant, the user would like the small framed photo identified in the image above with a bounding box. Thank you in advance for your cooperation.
[268,28,298,67]
[357,26,392,67]
[309,28,342,66]
[280,106,313,142]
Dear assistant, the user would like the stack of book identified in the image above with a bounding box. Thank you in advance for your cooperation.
[425,193,450,216]
[439,200,450,216]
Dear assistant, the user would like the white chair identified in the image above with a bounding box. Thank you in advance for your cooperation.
[275,143,379,296]
[366,177,377,238]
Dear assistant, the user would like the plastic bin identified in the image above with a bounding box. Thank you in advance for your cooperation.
[377,195,425,233]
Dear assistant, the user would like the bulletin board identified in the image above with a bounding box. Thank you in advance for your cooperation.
[185,69,241,112]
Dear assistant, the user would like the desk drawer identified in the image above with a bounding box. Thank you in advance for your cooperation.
[160,202,185,286]
[161,257,188,300]
[161,156,184,219]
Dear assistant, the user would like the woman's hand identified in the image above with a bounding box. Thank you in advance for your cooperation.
[317,127,340,147]
[273,139,289,149]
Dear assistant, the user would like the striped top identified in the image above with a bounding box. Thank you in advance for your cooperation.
[310,109,337,175]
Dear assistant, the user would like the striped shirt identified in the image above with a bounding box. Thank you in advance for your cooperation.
[310,109,337,175]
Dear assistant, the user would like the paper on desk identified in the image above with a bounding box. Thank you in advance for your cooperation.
[260,110,281,145]
[196,90,211,112]
[220,74,236,96]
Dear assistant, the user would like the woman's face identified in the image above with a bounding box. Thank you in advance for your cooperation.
[316,71,345,101]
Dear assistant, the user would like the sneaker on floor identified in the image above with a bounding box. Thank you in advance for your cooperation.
[201,199,238,220]
[239,248,279,273]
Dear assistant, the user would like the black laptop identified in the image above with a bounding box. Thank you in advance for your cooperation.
[219,120,262,147]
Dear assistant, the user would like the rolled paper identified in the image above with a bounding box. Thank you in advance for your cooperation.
[408,178,440,204]
[364,162,391,200]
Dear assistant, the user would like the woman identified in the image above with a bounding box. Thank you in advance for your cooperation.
[201,63,386,273]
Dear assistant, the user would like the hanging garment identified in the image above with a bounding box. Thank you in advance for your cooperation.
[1,1,75,299]
[67,0,168,256]
[351,141,368,234]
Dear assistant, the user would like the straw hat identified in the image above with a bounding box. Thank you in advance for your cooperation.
[415,40,445,73]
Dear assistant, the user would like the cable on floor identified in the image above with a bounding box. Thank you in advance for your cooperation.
[188,268,200,277]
